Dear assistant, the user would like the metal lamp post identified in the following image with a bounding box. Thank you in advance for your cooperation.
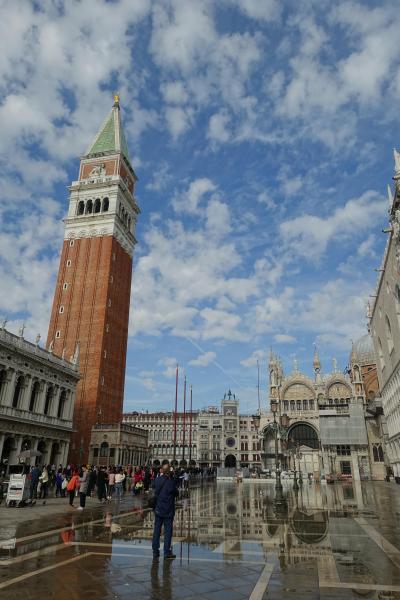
[271,400,283,494]
[292,448,299,492]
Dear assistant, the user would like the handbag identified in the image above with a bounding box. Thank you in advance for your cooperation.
[61,478,67,490]
[148,477,167,510]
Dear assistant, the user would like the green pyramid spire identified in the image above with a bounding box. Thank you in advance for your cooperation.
[85,96,132,164]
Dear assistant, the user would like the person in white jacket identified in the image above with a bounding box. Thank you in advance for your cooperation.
[115,468,125,501]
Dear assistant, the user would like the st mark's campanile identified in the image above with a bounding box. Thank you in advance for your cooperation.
[47,96,139,463]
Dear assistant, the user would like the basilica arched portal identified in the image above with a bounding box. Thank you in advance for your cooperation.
[287,422,319,449]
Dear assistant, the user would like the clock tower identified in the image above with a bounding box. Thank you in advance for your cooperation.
[47,96,139,463]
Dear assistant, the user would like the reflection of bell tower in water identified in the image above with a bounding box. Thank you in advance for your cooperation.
[47,96,139,463]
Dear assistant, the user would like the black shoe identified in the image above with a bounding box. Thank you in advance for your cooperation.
[164,553,176,560]
[153,553,160,559]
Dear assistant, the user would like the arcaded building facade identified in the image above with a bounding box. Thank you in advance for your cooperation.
[0,325,79,470]
[370,150,400,477]
[47,96,139,463]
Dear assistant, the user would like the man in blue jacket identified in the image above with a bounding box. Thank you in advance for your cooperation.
[152,462,179,559]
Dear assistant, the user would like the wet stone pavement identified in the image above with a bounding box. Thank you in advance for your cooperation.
[1,480,400,599]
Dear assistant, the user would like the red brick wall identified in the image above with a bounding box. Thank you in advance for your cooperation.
[47,236,132,463]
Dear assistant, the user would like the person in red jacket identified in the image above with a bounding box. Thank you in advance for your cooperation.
[66,471,80,507]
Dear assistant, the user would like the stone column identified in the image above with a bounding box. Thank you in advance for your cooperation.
[66,390,75,421]
[51,386,60,418]
[36,381,47,415]
[0,433,5,461]
[61,440,69,466]
[9,435,22,464]
[2,369,16,407]
[21,375,34,411]
[351,451,361,481]
[41,438,52,466]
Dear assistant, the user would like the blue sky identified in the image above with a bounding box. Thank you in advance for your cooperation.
[0,0,397,414]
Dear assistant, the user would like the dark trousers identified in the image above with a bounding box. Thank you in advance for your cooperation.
[39,482,48,499]
[29,481,38,500]
[152,514,174,556]
[79,492,86,508]
[97,486,106,501]
[68,491,75,506]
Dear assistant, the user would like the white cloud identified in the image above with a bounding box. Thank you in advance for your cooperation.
[274,334,296,344]
[207,111,231,143]
[280,190,387,259]
[257,191,277,210]
[357,234,377,258]
[240,349,266,367]
[165,105,194,139]
[189,351,216,367]
[231,0,281,22]
[161,80,189,104]
[159,357,178,378]
[172,178,216,215]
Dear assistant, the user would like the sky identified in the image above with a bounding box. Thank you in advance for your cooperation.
[0,0,398,414]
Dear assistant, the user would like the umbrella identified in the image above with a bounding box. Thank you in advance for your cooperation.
[17,450,42,459]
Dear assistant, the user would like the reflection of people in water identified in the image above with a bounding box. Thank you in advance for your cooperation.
[60,520,75,544]
[150,558,172,600]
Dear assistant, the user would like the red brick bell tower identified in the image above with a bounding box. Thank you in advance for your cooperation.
[47,95,139,463]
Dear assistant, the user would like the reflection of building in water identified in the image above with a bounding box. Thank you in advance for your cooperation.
[260,342,387,480]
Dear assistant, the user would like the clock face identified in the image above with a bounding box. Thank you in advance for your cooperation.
[226,437,235,448]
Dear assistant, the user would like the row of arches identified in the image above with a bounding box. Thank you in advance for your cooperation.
[77,197,109,216]
[0,369,68,419]
[283,399,315,411]
[1,437,61,466]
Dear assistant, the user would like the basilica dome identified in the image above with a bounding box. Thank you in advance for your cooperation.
[351,334,376,366]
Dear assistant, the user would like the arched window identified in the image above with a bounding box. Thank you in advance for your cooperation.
[283,400,289,411]
[290,400,295,411]
[288,423,319,449]
[385,315,394,353]
[44,386,53,415]
[378,445,384,462]
[12,375,24,408]
[29,381,40,412]
[21,438,31,452]
[303,399,308,411]
[100,442,109,457]
[378,337,385,370]
[77,201,85,215]
[296,400,301,410]
[102,197,109,212]
[57,389,67,419]
[0,369,7,402]
[395,285,400,327]
[94,198,101,213]
[309,399,314,410]
[86,199,93,214]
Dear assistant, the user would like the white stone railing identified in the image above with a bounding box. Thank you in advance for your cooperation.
[0,328,78,373]
[0,404,73,430]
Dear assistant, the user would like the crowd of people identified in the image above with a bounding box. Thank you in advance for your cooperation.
[23,462,214,510]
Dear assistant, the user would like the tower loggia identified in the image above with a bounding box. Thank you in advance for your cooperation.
[47,96,139,463]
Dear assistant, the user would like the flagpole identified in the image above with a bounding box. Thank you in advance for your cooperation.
[257,359,261,415]
[173,364,179,463]
[182,374,187,462]
[189,385,193,462]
